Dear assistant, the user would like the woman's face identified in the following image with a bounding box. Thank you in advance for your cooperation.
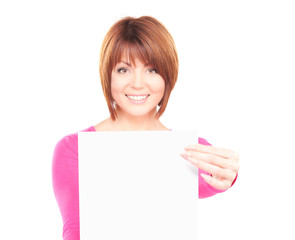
[111,57,165,119]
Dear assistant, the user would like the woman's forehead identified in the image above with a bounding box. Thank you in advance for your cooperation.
[115,46,150,65]
[115,56,149,68]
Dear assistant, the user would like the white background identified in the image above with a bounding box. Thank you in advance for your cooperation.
[0,0,294,239]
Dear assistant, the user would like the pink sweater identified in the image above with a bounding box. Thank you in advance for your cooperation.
[52,126,234,240]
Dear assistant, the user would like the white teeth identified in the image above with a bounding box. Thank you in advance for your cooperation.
[127,95,148,101]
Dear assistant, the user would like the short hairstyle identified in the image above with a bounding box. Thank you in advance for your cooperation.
[99,16,179,120]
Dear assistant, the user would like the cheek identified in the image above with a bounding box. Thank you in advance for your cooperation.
[111,76,126,94]
[149,78,165,94]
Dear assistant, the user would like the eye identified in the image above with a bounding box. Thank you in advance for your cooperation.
[148,69,157,74]
[117,67,128,73]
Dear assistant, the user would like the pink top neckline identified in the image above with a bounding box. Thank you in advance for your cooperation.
[89,126,172,131]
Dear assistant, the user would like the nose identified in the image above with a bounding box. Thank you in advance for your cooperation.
[131,71,144,89]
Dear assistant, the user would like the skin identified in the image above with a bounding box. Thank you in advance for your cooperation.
[95,57,168,131]
[180,144,239,190]
[95,57,240,190]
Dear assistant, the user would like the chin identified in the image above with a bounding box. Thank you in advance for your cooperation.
[119,108,157,118]
[128,111,154,118]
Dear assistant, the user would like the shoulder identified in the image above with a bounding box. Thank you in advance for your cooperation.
[54,132,78,157]
[52,126,95,165]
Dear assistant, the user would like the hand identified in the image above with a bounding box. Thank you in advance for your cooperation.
[180,144,240,190]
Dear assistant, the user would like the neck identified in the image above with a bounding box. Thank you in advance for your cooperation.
[109,109,168,131]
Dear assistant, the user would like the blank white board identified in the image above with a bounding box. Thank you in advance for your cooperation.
[78,130,198,239]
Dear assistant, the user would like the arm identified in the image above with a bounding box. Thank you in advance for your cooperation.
[52,134,80,240]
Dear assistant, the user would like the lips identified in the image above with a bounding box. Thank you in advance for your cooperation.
[125,94,150,104]
[125,94,149,101]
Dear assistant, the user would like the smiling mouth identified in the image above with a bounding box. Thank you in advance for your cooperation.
[125,94,150,101]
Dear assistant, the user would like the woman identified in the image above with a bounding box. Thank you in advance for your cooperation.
[52,16,239,240]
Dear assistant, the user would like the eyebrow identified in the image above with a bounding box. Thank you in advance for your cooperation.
[120,61,150,67]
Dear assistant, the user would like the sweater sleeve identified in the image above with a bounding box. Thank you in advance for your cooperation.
[198,137,237,199]
[52,134,80,240]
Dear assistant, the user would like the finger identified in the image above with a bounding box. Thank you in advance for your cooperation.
[184,144,236,159]
[188,156,236,181]
[200,173,232,190]
[186,151,236,170]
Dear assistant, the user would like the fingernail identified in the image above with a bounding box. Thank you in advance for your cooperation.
[201,173,211,182]
[180,152,191,160]
[184,145,196,150]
